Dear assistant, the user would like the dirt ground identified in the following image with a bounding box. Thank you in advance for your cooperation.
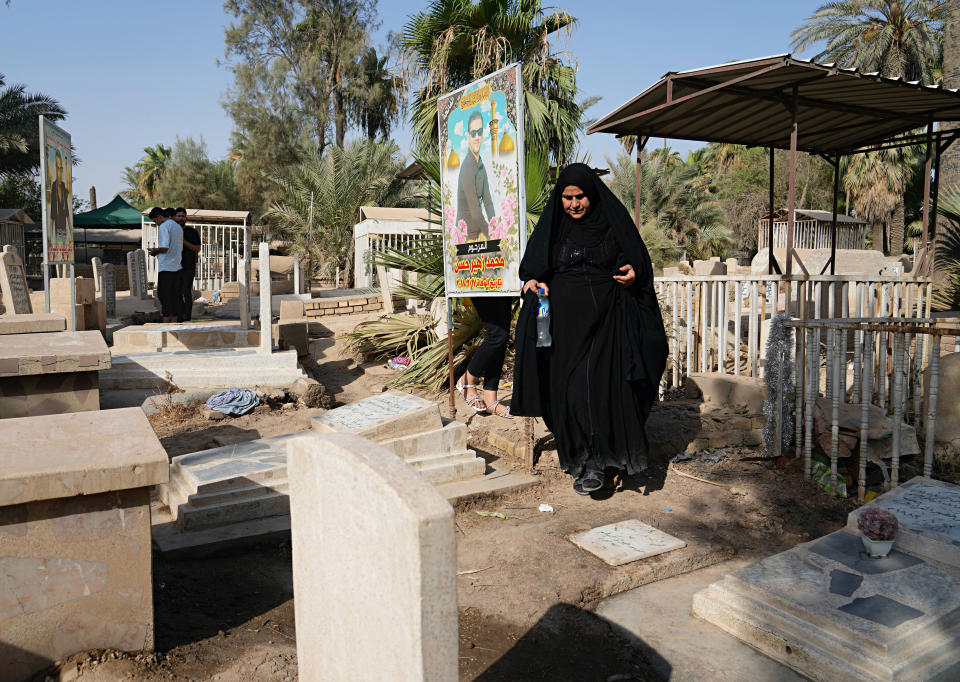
[40,311,856,681]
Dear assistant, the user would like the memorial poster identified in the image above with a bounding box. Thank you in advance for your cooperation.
[39,116,74,263]
[437,63,525,297]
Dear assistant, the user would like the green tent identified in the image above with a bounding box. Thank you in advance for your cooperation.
[73,195,142,227]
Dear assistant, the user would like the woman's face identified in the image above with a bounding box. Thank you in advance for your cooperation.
[561,185,590,219]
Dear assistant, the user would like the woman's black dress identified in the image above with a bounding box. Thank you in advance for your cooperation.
[512,164,668,477]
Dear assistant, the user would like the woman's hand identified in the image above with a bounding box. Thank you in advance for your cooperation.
[523,279,549,296]
[613,264,636,288]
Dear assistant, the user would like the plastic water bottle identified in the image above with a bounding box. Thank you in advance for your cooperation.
[536,287,552,348]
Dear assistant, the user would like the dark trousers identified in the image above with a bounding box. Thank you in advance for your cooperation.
[179,268,195,321]
[157,270,181,319]
[467,296,513,391]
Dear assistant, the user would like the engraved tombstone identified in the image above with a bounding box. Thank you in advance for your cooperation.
[135,249,149,300]
[0,248,33,315]
[103,263,117,317]
[312,390,442,442]
[126,250,139,296]
[91,256,103,293]
[569,519,687,566]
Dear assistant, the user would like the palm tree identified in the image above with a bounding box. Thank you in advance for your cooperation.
[351,47,404,141]
[134,144,171,203]
[791,1,942,83]
[0,73,66,178]
[262,139,419,286]
[401,0,580,166]
[607,150,729,262]
[842,142,920,255]
[120,165,146,206]
[933,187,960,309]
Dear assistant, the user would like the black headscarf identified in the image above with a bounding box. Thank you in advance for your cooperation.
[512,163,668,417]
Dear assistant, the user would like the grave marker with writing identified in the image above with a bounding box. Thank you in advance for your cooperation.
[312,390,442,442]
[103,264,116,317]
[569,519,686,566]
[126,250,138,296]
[0,249,32,315]
[91,257,103,293]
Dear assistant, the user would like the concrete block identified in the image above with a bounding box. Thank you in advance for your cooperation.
[288,433,457,682]
[50,302,86,330]
[0,313,66,335]
[279,299,305,321]
[379,419,468,460]
[692,260,726,276]
[275,320,309,357]
[684,372,766,414]
[0,407,168,681]
[83,300,106,336]
[50,277,95,305]
[0,330,110,378]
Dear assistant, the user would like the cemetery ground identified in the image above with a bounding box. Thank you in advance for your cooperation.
[40,310,860,681]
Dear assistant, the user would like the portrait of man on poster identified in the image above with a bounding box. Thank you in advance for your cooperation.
[456,108,495,242]
[50,150,71,241]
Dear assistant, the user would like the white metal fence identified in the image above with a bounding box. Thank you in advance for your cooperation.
[354,220,433,289]
[142,221,247,291]
[770,317,959,502]
[654,275,934,387]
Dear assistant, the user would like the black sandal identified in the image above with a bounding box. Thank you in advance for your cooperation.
[579,467,604,493]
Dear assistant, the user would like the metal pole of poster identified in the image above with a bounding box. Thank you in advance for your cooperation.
[39,116,51,314]
[69,263,76,330]
[446,297,457,420]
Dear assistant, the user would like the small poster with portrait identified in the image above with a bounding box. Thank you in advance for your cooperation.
[39,116,74,264]
[437,63,526,297]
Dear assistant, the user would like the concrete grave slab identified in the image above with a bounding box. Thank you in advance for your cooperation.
[311,390,443,441]
[569,519,687,567]
[111,323,260,353]
[288,432,457,681]
[693,529,960,681]
[846,476,960,568]
[0,313,66,335]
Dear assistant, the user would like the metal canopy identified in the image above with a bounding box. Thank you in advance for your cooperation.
[588,54,960,278]
[588,54,960,153]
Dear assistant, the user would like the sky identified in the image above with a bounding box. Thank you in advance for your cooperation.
[2,0,820,207]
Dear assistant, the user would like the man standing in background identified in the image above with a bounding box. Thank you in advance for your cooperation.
[147,207,183,323]
[176,207,201,322]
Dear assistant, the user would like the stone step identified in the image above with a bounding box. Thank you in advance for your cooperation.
[177,489,290,532]
[379,418,467,460]
[185,479,290,508]
[411,452,487,485]
[171,432,302,495]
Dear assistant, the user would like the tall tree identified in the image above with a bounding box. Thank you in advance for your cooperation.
[154,137,241,210]
[791,1,942,83]
[938,1,960,250]
[842,143,920,254]
[222,0,389,156]
[401,0,581,166]
[262,139,418,285]
[352,46,404,141]
[132,144,171,203]
[0,73,66,178]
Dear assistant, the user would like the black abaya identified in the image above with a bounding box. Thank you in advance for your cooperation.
[512,164,668,476]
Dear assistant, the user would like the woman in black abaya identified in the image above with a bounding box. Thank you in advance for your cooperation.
[512,164,668,495]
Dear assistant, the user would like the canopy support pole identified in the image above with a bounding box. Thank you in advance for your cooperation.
[829,154,840,275]
[767,147,781,274]
[785,86,799,277]
[921,120,934,251]
[634,136,649,229]
[930,129,942,275]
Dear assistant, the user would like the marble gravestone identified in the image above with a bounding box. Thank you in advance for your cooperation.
[102,264,117,317]
[134,249,149,300]
[0,248,32,315]
[126,250,139,296]
[846,476,960,568]
[91,256,103,293]
[569,519,687,566]
[693,478,960,681]
[312,391,442,441]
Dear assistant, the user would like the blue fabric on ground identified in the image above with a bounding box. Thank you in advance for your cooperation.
[205,387,260,415]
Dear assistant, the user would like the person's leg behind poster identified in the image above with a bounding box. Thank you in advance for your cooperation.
[458,296,513,418]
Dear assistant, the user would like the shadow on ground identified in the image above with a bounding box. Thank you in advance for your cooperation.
[463,602,666,681]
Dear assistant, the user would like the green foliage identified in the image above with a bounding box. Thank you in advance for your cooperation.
[262,138,419,285]
[934,188,960,310]
[121,144,170,206]
[791,1,942,84]
[153,137,240,210]
[606,149,727,263]
[0,73,66,178]
[401,0,581,166]
[0,171,41,218]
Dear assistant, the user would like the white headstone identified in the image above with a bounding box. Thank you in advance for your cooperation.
[0,249,32,315]
[569,519,686,566]
[259,242,272,353]
[288,432,457,682]
[312,390,442,442]
[135,249,149,300]
[103,264,117,317]
[91,256,103,293]
[293,252,302,295]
